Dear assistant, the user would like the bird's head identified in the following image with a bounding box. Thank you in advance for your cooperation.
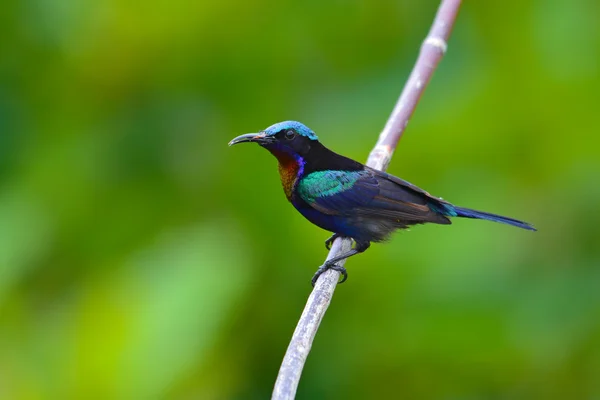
[228,121,318,159]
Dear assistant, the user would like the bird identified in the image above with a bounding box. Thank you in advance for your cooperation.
[229,121,536,285]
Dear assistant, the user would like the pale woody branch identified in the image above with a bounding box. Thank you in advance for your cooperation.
[272,1,462,399]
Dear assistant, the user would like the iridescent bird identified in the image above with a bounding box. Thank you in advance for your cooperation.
[229,121,535,285]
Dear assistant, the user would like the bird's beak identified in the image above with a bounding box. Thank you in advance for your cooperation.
[228,132,275,146]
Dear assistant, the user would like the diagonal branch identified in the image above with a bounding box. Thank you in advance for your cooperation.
[272,1,462,399]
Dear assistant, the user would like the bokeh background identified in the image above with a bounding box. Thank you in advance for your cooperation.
[1,0,599,398]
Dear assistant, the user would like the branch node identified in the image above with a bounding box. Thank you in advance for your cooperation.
[424,36,448,54]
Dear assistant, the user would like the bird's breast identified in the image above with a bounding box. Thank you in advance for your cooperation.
[278,162,300,200]
[268,149,305,201]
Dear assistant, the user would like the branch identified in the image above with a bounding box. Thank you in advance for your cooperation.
[272,1,462,399]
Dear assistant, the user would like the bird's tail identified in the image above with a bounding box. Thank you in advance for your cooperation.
[452,206,536,231]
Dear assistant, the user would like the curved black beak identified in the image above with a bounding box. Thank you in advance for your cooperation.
[228,132,275,146]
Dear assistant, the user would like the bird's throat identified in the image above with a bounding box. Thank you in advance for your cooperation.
[268,149,305,201]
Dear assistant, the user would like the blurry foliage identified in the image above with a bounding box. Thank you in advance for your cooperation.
[1,0,599,399]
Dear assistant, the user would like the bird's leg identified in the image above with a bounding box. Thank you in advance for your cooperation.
[324,233,342,250]
[311,250,356,286]
[311,240,371,286]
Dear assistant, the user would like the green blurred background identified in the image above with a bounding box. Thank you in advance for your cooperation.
[1,0,599,398]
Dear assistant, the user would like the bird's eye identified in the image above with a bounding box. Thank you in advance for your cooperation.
[285,130,296,140]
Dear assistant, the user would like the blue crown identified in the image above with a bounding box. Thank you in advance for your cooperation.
[263,121,318,141]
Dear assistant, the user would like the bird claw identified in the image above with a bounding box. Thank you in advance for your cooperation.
[331,264,348,284]
[324,233,342,250]
[311,263,348,287]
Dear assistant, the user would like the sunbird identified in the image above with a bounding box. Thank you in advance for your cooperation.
[229,121,536,285]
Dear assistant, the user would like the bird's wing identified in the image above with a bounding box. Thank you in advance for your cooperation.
[297,169,450,223]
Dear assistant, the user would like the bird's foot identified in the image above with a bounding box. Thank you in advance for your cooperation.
[324,233,342,250]
[311,263,348,287]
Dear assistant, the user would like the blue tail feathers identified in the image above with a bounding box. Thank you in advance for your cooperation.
[452,206,536,231]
